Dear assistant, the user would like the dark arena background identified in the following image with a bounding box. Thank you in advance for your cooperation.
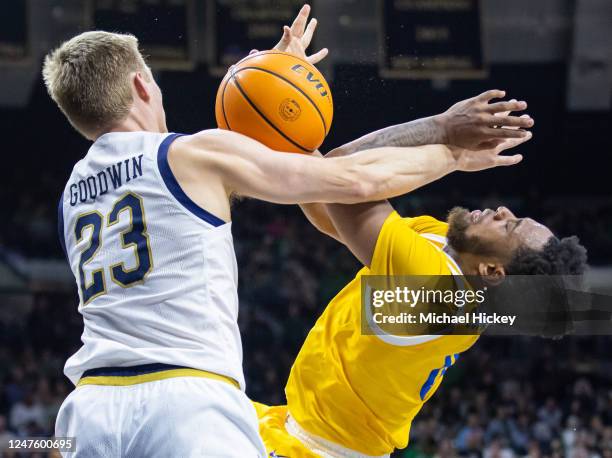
[1,1,611,457]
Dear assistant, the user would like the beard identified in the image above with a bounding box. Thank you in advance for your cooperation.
[446,207,472,253]
[446,206,498,257]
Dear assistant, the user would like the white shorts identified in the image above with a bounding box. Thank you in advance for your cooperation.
[55,376,266,457]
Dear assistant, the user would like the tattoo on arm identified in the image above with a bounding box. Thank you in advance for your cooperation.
[320,115,447,244]
[327,116,447,157]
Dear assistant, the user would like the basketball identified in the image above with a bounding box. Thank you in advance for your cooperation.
[215,50,333,153]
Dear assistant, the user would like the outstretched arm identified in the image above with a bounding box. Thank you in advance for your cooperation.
[302,92,533,246]
[299,115,452,241]
[171,128,461,206]
[308,116,447,260]
[308,94,533,265]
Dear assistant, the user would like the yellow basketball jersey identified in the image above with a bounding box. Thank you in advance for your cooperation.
[283,212,480,456]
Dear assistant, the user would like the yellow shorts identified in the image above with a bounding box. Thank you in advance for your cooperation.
[254,403,320,457]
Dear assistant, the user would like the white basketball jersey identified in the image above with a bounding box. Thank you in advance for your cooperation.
[58,132,245,389]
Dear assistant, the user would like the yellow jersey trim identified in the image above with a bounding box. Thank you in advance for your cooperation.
[77,368,239,389]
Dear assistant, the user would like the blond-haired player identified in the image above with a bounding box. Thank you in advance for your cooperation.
[44,5,535,457]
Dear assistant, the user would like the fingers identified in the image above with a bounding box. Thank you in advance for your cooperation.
[495,154,524,166]
[302,18,317,49]
[485,100,527,114]
[273,26,292,50]
[486,114,534,129]
[496,132,533,152]
[476,89,506,103]
[307,47,328,64]
[483,127,531,139]
[290,4,310,38]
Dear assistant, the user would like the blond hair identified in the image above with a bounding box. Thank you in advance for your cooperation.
[42,31,149,138]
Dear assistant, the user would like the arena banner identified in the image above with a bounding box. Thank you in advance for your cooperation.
[211,0,309,75]
[0,0,29,63]
[87,0,195,70]
[380,0,487,79]
[361,276,612,337]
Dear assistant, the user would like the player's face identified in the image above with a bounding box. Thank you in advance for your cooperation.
[447,206,553,260]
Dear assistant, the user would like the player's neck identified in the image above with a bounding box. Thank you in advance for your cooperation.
[443,245,473,276]
[100,110,166,139]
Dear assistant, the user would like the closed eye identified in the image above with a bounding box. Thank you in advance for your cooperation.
[507,219,525,233]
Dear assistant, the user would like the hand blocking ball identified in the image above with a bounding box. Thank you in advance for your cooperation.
[215,51,333,153]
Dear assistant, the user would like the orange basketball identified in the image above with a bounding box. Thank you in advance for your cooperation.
[215,50,333,153]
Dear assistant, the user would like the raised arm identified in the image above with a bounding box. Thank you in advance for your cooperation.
[330,91,532,157]
[300,115,454,240]
[314,93,534,265]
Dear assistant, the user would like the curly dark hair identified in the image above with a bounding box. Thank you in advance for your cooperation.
[506,236,588,275]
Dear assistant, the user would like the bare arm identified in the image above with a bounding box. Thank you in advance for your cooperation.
[326,136,532,266]
[172,129,460,206]
[328,116,447,158]
[306,92,533,266]
[323,116,449,264]
[299,115,449,242]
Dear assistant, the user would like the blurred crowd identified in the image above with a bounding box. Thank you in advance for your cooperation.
[1,172,612,265]
[0,199,610,457]
[402,338,611,458]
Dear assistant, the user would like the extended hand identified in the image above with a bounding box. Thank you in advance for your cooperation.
[439,90,534,150]
[451,132,532,172]
[270,4,328,64]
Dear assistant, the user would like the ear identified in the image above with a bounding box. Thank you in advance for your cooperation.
[133,72,151,102]
[478,262,506,286]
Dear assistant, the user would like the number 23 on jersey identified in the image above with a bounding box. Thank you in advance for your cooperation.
[74,192,153,304]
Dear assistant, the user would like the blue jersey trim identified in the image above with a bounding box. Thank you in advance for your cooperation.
[57,193,68,259]
[157,133,226,227]
[81,363,188,378]
[419,367,441,400]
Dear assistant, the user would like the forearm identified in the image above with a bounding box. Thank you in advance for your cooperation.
[321,139,455,266]
[297,150,342,240]
[303,115,446,239]
[326,115,446,158]
[342,144,458,201]
[300,142,457,240]
[300,202,343,242]
[187,129,456,204]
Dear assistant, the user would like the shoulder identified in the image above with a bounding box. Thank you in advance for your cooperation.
[377,213,448,239]
[174,129,261,154]
[401,215,448,237]
[169,129,273,172]
[370,212,451,275]
[164,129,235,172]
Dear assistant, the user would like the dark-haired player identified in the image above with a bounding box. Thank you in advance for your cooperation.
[444,206,585,276]
[250,25,586,455]
[254,101,587,456]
